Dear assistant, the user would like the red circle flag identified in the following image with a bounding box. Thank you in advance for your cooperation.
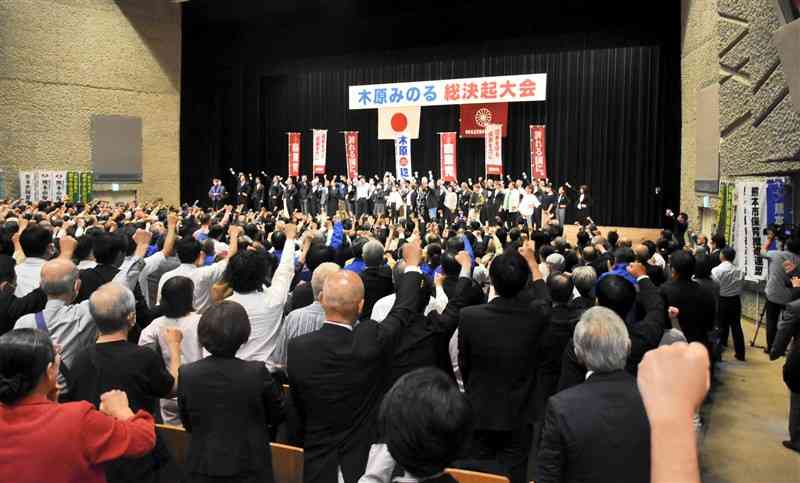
[399,157,409,166]
[391,113,408,132]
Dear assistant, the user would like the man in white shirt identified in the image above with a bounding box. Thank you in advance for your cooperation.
[228,224,299,372]
[356,177,371,217]
[711,246,746,361]
[14,223,52,297]
[157,224,241,313]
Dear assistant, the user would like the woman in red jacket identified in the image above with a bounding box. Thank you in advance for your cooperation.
[0,329,156,483]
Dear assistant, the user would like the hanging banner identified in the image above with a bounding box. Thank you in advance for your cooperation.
[530,125,548,179]
[484,123,503,177]
[52,171,67,202]
[19,171,36,203]
[439,132,457,182]
[287,132,301,177]
[460,103,508,138]
[350,73,548,109]
[395,135,413,180]
[312,129,327,175]
[344,131,359,179]
[378,106,421,140]
[733,181,767,282]
[36,171,53,203]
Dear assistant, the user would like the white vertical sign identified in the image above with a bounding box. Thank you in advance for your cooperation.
[395,135,413,180]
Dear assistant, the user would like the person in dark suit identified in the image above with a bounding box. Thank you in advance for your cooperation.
[660,250,715,352]
[536,307,650,483]
[357,240,394,321]
[237,173,251,207]
[178,301,284,483]
[535,273,587,421]
[252,177,266,212]
[634,243,667,286]
[0,255,46,335]
[458,242,551,483]
[286,244,425,483]
[557,262,665,391]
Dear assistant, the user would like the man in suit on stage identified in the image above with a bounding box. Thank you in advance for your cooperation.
[208,178,226,210]
[236,173,250,207]
[536,307,651,483]
[286,243,424,483]
[458,242,551,483]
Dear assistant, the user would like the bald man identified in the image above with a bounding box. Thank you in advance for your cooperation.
[287,243,426,483]
[15,238,95,393]
[634,243,666,286]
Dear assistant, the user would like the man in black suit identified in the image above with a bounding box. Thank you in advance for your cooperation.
[659,250,715,351]
[536,306,650,483]
[358,240,394,321]
[0,255,46,335]
[557,262,665,391]
[458,242,551,483]
[287,243,424,483]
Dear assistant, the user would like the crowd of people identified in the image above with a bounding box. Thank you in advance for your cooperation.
[213,171,593,229]
[0,186,797,483]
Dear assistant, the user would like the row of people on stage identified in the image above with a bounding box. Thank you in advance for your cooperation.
[212,171,594,228]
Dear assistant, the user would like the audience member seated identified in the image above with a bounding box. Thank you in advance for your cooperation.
[286,244,423,483]
[0,328,155,483]
[65,282,181,483]
[272,262,339,373]
[536,307,650,483]
[357,368,473,483]
[358,240,394,320]
[138,276,203,425]
[178,301,284,483]
[0,254,46,336]
[225,224,295,373]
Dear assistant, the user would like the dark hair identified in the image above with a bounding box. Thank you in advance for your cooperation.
[607,231,619,250]
[207,224,225,242]
[19,225,51,259]
[721,246,736,263]
[489,251,531,298]
[788,238,800,256]
[0,329,55,405]
[694,254,712,280]
[198,301,251,357]
[426,243,442,270]
[176,237,203,264]
[161,276,195,318]
[440,253,461,278]
[613,247,636,265]
[670,250,695,280]
[378,368,473,477]
[306,245,335,272]
[596,275,637,320]
[224,251,266,293]
[92,232,127,265]
[711,234,726,249]
[74,235,93,262]
[548,273,574,304]
[271,231,287,251]
[445,235,465,254]
[0,255,15,284]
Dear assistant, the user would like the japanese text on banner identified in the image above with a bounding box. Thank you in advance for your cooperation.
[344,132,359,180]
[530,125,548,179]
[288,132,301,177]
[439,132,457,182]
[484,123,503,177]
[312,130,327,175]
[395,135,413,180]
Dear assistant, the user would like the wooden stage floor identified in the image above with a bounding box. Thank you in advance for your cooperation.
[561,225,663,245]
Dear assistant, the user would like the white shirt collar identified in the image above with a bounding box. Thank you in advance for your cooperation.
[324,320,353,331]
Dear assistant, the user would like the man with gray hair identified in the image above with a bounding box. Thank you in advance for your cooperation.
[271,261,340,373]
[571,265,597,310]
[65,281,182,483]
[536,307,650,483]
[358,239,394,320]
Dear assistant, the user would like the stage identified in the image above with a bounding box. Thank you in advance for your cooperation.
[562,225,663,246]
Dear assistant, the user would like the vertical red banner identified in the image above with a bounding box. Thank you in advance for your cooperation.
[439,132,457,181]
[312,129,327,175]
[344,131,359,180]
[287,132,301,177]
[530,125,548,179]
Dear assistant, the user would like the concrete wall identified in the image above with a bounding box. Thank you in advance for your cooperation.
[0,0,181,204]
[682,0,800,321]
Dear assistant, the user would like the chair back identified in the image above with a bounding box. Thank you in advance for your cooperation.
[445,468,511,483]
[155,424,190,483]
[271,442,304,483]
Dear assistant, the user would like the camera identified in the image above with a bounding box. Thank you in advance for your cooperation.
[764,223,796,241]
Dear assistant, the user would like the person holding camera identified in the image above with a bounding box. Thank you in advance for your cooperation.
[760,230,800,354]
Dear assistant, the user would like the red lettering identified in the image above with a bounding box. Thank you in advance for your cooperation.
[519,79,536,97]
[462,82,479,99]
[499,81,516,98]
[444,83,461,101]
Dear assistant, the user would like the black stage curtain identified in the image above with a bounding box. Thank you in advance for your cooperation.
[181,26,679,227]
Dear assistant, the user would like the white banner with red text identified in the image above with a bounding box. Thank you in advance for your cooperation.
[344,131,359,179]
[312,129,327,175]
[439,132,457,182]
[395,135,413,180]
[530,125,548,180]
[349,73,547,110]
[484,123,503,177]
[287,132,301,177]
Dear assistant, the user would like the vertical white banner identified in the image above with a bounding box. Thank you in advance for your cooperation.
[734,181,768,281]
[313,129,327,175]
[395,135,413,180]
[37,171,53,202]
[484,123,503,176]
[52,171,67,201]
[19,171,35,203]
